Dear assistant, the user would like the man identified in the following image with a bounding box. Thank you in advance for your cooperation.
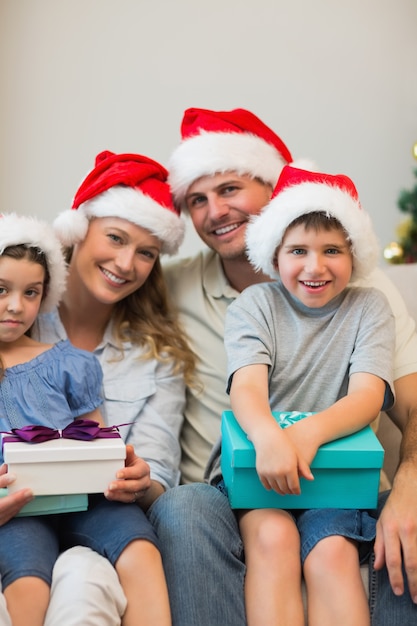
[148,107,417,626]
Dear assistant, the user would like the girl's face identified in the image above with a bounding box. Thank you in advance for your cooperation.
[0,257,45,344]
[275,222,353,308]
[70,217,162,306]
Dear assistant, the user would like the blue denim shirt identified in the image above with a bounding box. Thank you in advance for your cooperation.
[32,309,185,490]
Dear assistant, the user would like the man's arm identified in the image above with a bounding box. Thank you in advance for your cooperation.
[374,372,417,602]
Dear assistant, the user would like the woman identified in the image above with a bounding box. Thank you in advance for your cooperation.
[0,150,197,625]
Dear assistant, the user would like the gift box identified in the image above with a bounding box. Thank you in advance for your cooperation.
[221,410,384,509]
[3,436,126,496]
[0,489,88,516]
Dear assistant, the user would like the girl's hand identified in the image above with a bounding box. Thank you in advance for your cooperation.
[104,445,152,504]
[0,464,34,526]
[254,428,313,495]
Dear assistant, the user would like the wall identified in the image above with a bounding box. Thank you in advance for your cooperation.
[1,0,417,258]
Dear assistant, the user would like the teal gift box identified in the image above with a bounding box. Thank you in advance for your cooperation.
[221,410,384,509]
[0,490,88,516]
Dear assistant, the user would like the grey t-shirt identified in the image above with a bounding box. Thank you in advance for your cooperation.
[206,281,395,484]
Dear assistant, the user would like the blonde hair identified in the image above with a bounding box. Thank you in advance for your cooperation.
[112,258,198,387]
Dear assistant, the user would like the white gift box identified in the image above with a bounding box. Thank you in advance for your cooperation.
[3,436,126,496]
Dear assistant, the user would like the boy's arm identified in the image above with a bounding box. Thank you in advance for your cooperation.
[286,371,387,469]
[287,372,386,454]
[230,364,313,495]
[374,372,417,601]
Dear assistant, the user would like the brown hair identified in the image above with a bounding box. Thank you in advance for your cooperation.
[285,211,349,240]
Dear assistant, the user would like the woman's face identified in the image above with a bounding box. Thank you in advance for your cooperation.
[70,217,161,305]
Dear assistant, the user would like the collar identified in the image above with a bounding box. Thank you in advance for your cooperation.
[201,249,240,300]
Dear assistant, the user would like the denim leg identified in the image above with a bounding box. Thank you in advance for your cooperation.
[148,483,247,626]
[369,491,417,625]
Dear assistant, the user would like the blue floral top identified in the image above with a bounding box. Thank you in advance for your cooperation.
[0,340,103,461]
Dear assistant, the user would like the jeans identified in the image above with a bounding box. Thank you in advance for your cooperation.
[368,491,417,625]
[148,483,247,626]
[149,483,417,626]
[0,495,158,589]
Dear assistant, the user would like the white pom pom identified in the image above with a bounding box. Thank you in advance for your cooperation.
[290,158,319,172]
[53,210,89,247]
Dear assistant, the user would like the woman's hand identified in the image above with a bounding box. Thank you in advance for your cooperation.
[104,445,164,510]
[0,464,34,526]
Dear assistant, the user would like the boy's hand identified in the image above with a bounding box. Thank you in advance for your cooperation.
[254,428,314,495]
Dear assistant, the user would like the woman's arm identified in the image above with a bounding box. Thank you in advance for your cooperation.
[103,356,186,507]
[124,358,185,491]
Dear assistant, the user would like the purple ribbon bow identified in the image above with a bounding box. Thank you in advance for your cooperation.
[2,419,126,445]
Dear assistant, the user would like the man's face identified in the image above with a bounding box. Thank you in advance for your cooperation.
[184,173,273,260]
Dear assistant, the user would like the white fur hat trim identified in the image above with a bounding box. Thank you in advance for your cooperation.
[0,213,67,312]
[54,186,185,255]
[168,131,288,205]
[246,182,379,282]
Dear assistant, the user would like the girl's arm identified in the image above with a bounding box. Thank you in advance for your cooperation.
[0,465,33,526]
[230,363,313,495]
[81,407,105,428]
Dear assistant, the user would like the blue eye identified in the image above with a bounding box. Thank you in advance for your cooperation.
[108,233,123,243]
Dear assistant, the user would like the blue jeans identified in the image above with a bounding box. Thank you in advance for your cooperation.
[0,495,158,589]
[149,483,417,626]
[368,490,417,625]
[148,483,246,626]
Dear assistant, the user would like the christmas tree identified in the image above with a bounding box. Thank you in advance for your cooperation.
[384,142,417,264]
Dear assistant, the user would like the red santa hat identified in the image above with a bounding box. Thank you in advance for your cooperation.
[54,151,185,255]
[246,165,380,282]
[168,107,294,206]
[0,213,67,312]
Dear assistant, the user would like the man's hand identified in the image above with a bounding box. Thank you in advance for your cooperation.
[374,465,417,602]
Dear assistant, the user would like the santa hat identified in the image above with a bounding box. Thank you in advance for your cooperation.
[54,151,185,255]
[246,165,380,282]
[0,213,67,312]
[168,107,294,206]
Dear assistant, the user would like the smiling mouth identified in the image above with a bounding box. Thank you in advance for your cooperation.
[100,267,128,285]
[213,223,242,236]
[302,281,328,288]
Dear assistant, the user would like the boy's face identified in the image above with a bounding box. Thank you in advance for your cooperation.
[184,172,273,261]
[275,222,353,308]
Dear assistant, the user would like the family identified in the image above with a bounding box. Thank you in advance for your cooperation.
[0,107,415,625]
